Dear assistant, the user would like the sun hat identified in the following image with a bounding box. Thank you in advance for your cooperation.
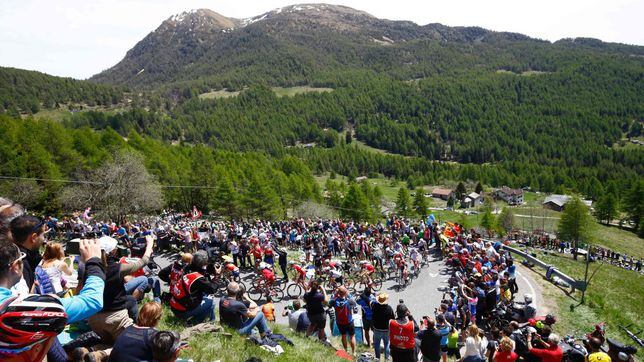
[98,236,118,254]
[377,293,389,304]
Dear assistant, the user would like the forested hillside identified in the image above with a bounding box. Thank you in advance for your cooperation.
[68,61,644,194]
[0,67,125,115]
[0,116,319,217]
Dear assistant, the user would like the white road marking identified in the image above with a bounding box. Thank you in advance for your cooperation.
[517,270,538,306]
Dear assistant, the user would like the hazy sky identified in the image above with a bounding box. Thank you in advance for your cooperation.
[1,0,642,79]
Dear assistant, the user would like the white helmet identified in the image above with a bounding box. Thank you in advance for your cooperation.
[259,262,269,270]
[524,294,533,303]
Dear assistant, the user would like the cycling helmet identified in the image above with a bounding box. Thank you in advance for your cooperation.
[524,294,533,303]
[288,260,297,266]
[117,227,127,236]
[258,262,268,270]
[359,260,368,265]
[0,294,67,358]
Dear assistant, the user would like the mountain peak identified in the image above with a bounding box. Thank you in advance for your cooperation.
[240,3,376,28]
[90,3,563,87]
[163,8,238,30]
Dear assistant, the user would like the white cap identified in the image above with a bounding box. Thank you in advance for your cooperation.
[98,236,118,254]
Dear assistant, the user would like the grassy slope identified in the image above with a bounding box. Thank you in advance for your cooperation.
[199,86,332,99]
[31,108,73,122]
[198,89,241,99]
[272,86,333,97]
[517,251,643,356]
[158,309,351,362]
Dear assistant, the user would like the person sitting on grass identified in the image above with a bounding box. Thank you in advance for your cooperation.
[79,301,165,361]
[282,299,310,333]
[151,331,187,362]
[39,242,74,296]
[160,250,217,325]
[262,295,276,322]
[108,301,164,362]
[219,282,271,337]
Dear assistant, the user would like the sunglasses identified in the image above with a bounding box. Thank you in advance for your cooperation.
[7,249,26,267]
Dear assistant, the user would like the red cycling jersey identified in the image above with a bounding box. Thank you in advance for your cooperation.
[262,268,275,283]
[252,246,263,259]
[293,264,306,276]
[363,264,375,273]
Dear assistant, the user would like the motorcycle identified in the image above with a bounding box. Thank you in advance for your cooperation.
[606,338,637,362]
[560,335,588,362]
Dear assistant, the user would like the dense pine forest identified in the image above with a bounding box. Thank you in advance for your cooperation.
[0,5,642,233]
[0,67,126,115]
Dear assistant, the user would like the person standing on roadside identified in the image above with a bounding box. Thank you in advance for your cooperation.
[418,316,442,362]
[272,243,289,282]
[389,303,418,361]
[303,279,328,341]
[371,293,395,360]
[329,286,358,356]
[357,286,375,347]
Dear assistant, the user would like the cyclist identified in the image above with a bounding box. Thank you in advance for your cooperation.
[258,262,276,289]
[359,260,376,286]
[409,247,421,271]
[417,238,428,260]
[394,252,408,284]
[324,263,343,287]
[289,260,307,286]
[216,256,240,283]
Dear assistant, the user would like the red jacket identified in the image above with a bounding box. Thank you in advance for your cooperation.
[529,345,563,362]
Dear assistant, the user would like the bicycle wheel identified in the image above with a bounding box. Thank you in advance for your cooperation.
[248,286,264,303]
[238,279,247,292]
[371,278,383,291]
[270,286,284,303]
[286,283,303,299]
[353,281,367,294]
[387,267,396,280]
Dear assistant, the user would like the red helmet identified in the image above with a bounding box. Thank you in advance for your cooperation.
[0,294,68,361]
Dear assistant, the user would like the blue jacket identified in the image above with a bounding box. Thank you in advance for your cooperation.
[357,294,375,321]
[0,275,104,324]
[1,257,106,324]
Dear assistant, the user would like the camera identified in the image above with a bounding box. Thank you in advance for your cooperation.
[65,239,80,255]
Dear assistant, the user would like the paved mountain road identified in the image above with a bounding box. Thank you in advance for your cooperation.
[152,252,543,331]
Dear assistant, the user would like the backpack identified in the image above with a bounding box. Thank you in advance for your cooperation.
[357,295,373,320]
[334,299,352,326]
[34,266,55,295]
